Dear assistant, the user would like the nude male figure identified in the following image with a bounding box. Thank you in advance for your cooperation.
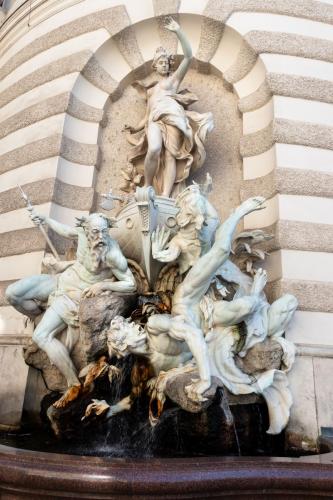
[6,211,136,408]
[147,196,267,401]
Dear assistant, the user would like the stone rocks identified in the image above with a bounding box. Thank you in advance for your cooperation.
[164,337,284,415]
[23,329,80,392]
[235,338,283,375]
[165,371,223,413]
[24,293,137,393]
[79,293,136,362]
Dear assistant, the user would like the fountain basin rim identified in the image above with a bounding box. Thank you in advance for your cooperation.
[1,445,333,498]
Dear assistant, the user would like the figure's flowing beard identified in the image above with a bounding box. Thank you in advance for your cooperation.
[89,242,108,271]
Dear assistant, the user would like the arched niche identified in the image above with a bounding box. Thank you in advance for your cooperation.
[60,15,274,226]
[96,61,242,222]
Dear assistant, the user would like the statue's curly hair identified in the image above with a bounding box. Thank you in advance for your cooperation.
[75,213,117,229]
[152,46,175,71]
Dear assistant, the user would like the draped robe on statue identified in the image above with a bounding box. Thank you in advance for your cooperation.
[127,81,214,197]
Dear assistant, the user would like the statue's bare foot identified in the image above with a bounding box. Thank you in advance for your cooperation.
[237,196,265,218]
[53,383,82,409]
[185,378,210,403]
[251,267,267,295]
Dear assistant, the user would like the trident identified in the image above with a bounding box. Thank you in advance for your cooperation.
[18,185,60,261]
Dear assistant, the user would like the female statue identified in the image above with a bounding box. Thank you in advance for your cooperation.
[124,18,213,198]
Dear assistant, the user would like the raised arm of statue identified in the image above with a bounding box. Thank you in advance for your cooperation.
[165,17,192,88]
[30,208,78,239]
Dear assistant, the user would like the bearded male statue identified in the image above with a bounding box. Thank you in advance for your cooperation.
[6,211,136,408]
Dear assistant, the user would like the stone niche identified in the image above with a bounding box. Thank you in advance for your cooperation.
[96,66,242,223]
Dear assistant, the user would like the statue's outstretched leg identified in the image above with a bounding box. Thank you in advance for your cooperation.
[144,122,162,188]
[162,149,177,197]
[6,274,56,317]
[32,307,81,408]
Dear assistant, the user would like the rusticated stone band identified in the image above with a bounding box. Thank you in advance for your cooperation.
[0,228,46,258]
[246,31,333,63]
[0,6,131,81]
[241,120,333,157]
[0,51,92,109]
[204,0,333,25]
[266,279,333,313]
[240,168,333,200]
[0,179,94,216]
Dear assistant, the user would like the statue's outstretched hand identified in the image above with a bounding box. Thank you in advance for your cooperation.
[82,283,106,298]
[152,225,171,257]
[42,254,58,269]
[164,16,180,32]
[82,399,110,421]
[236,196,266,218]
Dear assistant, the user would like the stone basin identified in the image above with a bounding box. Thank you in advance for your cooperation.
[0,445,333,499]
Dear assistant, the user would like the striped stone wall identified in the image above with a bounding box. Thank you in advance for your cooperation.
[0,0,332,447]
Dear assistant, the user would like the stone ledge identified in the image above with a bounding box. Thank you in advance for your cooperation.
[261,220,333,255]
[240,121,274,157]
[60,136,99,166]
[296,345,333,358]
[274,119,333,151]
[196,18,225,63]
[0,444,333,498]
[238,74,333,114]
[114,25,144,69]
[0,335,30,346]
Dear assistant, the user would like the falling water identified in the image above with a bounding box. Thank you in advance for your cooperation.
[1,355,293,458]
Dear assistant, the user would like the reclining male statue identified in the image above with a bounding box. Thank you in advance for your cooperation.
[6,211,136,408]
